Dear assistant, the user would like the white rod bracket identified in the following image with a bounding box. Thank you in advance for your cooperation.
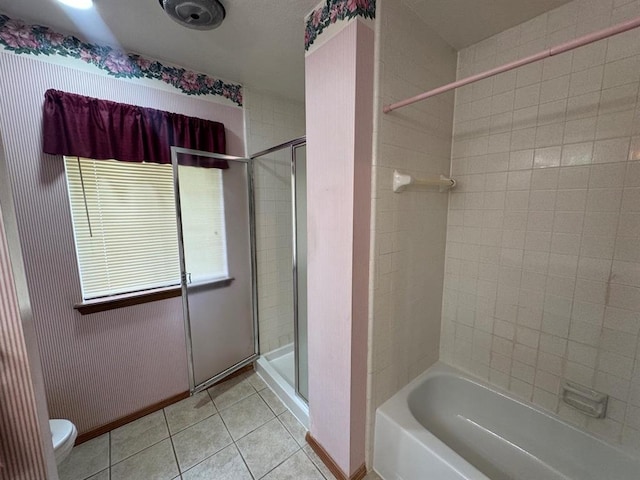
[392,170,456,193]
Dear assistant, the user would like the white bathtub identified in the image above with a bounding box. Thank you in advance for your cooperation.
[373,363,640,480]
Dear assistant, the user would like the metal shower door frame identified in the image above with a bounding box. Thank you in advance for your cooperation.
[170,146,260,394]
[250,135,307,402]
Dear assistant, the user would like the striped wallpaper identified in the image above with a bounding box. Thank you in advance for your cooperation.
[0,51,245,434]
[0,199,50,479]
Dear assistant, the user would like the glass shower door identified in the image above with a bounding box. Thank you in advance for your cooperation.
[171,147,258,392]
[251,136,308,412]
[293,143,308,401]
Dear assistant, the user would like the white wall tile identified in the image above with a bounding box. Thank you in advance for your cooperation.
[444,0,640,453]
[369,0,457,463]
[603,56,640,89]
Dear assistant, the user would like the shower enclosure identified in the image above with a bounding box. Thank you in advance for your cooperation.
[169,140,308,425]
[251,137,309,426]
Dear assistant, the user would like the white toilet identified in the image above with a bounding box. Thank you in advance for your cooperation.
[50,419,77,465]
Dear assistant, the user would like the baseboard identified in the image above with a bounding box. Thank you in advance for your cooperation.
[305,432,367,480]
[75,391,189,445]
[75,363,256,445]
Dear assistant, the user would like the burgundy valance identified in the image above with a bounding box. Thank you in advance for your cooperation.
[42,89,228,168]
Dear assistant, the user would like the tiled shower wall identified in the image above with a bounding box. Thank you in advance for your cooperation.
[245,89,305,354]
[367,0,456,460]
[441,0,640,452]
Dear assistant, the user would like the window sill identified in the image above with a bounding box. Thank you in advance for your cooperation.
[74,286,181,315]
[74,277,235,315]
[187,276,234,292]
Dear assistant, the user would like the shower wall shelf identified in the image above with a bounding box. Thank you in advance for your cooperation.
[393,170,456,193]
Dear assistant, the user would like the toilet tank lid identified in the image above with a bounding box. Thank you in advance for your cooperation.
[50,419,76,445]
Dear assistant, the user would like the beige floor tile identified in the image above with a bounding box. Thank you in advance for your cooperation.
[219,393,274,440]
[86,469,109,480]
[172,414,233,472]
[111,410,169,463]
[208,376,256,410]
[278,410,307,446]
[111,438,178,480]
[245,372,268,391]
[164,391,217,435]
[57,433,109,480]
[181,444,252,480]
[235,418,299,479]
[259,387,287,415]
[302,444,335,479]
[262,449,324,480]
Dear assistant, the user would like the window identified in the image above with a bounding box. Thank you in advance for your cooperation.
[176,163,229,284]
[64,157,228,301]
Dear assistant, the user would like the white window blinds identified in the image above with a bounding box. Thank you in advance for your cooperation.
[65,157,228,300]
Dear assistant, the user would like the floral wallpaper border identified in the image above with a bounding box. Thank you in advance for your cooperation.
[0,14,243,106]
[305,0,376,51]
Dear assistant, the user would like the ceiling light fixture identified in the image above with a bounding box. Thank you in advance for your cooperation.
[159,0,226,30]
[57,0,94,10]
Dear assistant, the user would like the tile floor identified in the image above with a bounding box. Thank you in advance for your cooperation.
[56,371,381,480]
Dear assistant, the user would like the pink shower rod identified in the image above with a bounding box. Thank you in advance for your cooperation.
[383,16,640,113]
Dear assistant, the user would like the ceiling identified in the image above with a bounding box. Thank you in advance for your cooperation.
[404,0,573,50]
[0,0,572,101]
[0,0,319,101]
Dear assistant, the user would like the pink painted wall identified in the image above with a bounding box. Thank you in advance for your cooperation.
[0,207,47,480]
[0,52,245,434]
[0,153,56,478]
[305,19,374,476]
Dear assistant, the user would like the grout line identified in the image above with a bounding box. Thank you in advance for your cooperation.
[275,411,307,448]
[175,441,235,478]
[110,434,169,467]
[258,387,287,417]
[108,432,112,480]
[215,401,242,442]
[169,410,218,436]
[208,378,259,413]
[254,447,302,480]
[235,442,257,480]
[301,446,333,480]
[222,404,298,479]
[225,411,256,480]
[166,395,219,436]
[603,153,636,441]
[163,408,182,476]
[226,400,275,442]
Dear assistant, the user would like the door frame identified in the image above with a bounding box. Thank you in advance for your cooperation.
[291,141,307,401]
[170,146,259,393]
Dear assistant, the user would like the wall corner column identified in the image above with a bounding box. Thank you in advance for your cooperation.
[305,12,375,478]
